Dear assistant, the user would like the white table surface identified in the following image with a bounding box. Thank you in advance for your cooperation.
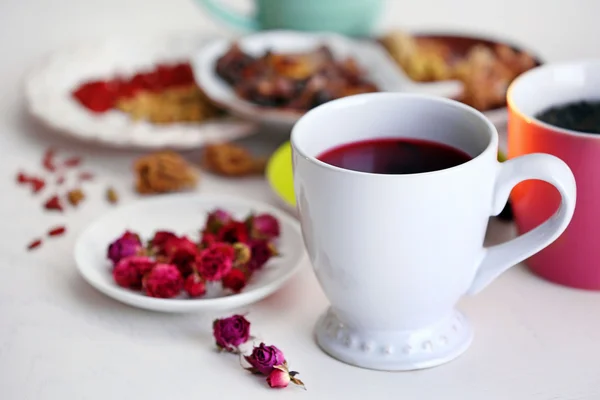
[2,0,600,399]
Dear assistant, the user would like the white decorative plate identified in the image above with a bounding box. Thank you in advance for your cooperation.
[74,194,306,313]
[25,32,257,149]
[192,30,463,128]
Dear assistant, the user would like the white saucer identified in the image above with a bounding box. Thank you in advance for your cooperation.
[74,194,306,313]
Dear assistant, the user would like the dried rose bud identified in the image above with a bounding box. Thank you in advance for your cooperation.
[67,189,85,207]
[148,231,177,255]
[244,343,286,375]
[196,242,235,281]
[267,368,290,388]
[107,231,143,265]
[113,256,155,290]
[222,268,248,293]
[212,314,250,351]
[184,273,206,298]
[204,208,232,234]
[247,240,278,271]
[164,236,199,277]
[143,264,183,298]
[216,221,249,244]
[247,213,281,240]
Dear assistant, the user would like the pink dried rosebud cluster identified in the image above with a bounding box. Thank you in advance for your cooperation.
[212,314,305,390]
[106,209,281,299]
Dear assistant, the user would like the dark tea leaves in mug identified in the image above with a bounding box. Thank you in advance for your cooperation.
[535,100,600,134]
[317,138,471,174]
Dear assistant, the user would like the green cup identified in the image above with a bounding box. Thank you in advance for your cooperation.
[197,0,383,36]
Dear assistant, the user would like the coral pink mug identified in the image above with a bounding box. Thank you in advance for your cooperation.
[508,60,600,290]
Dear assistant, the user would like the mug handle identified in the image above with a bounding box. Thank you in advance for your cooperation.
[196,0,259,31]
[467,153,577,295]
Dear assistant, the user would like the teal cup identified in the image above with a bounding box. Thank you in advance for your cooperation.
[197,0,383,36]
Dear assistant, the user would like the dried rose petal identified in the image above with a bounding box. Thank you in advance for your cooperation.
[42,148,57,172]
[27,238,42,250]
[56,176,65,185]
[63,156,82,168]
[31,178,45,194]
[17,172,29,184]
[47,226,66,237]
[79,172,94,181]
[44,195,63,212]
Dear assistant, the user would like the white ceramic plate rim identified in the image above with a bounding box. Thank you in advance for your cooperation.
[74,193,305,312]
[25,32,258,149]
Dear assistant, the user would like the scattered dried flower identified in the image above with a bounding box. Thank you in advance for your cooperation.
[67,189,85,207]
[30,178,45,194]
[47,226,67,237]
[134,151,198,194]
[42,148,57,172]
[244,343,287,375]
[63,156,82,168]
[78,171,94,181]
[211,315,306,390]
[202,143,266,177]
[106,187,118,204]
[27,238,43,251]
[43,195,63,212]
[267,368,291,388]
[213,314,251,352]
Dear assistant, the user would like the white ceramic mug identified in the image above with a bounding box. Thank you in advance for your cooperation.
[291,93,576,371]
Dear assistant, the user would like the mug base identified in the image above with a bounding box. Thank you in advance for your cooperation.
[314,307,473,371]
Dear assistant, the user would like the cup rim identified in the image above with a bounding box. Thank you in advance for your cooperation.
[290,92,498,178]
[507,59,600,139]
